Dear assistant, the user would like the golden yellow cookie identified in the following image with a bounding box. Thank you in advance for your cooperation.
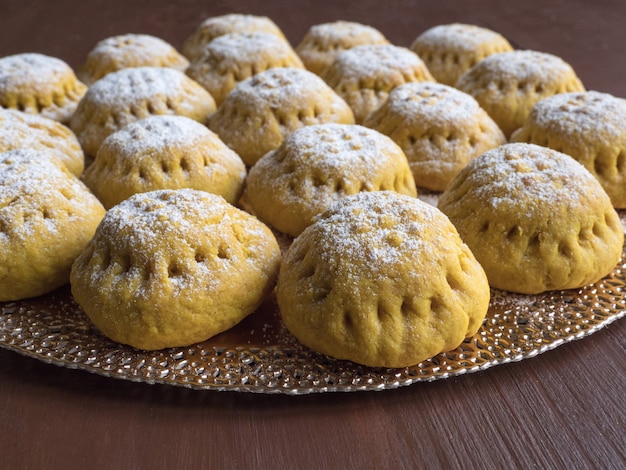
[438,143,624,294]
[510,91,626,208]
[410,23,513,86]
[83,115,246,209]
[456,50,585,137]
[182,13,288,61]
[277,191,490,368]
[246,123,417,237]
[322,44,435,123]
[363,82,506,191]
[77,33,190,86]
[70,189,281,350]
[208,67,354,166]
[0,53,87,124]
[0,149,105,301]
[0,109,85,176]
[295,21,390,76]
[186,32,304,106]
[69,66,216,157]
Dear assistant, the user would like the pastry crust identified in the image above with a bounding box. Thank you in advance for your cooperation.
[77,33,189,86]
[186,32,304,106]
[456,50,585,137]
[322,44,434,123]
[363,82,506,191]
[437,143,624,294]
[246,123,417,237]
[70,189,281,350]
[69,66,216,157]
[277,191,490,368]
[295,21,389,76]
[83,115,247,209]
[182,13,287,61]
[0,53,87,124]
[0,149,105,301]
[0,109,85,176]
[510,91,626,208]
[208,67,354,166]
[410,23,513,86]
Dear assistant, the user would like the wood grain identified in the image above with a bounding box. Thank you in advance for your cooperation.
[1,1,625,468]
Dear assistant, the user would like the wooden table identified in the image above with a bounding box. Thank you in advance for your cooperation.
[1,1,625,468]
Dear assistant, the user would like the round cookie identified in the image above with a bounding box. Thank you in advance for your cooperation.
[69,66,216,157]
[0,53,87,124]
[182,13,288,61]
[186,32,304,106]
[0,149,105,301]
[83,115,247,209]
[437,143,624,294]
[208,67,355,166]
[410,23,513,86]
[246,123,417,237]
[0,109,85,176]
[363,82,506,191]
[510,91,626,208]
[456,50,585,137]
[295,20,390,76]
[277,191,490,368]
[77,33,190,86]
[70,189,281,350]
[322,44,435,123]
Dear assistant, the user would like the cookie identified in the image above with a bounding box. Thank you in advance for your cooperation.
[295,20,389,76]
[186,32,304,106]
[182,13,287,61]
[410,23,513,86]
[363,82,506,191]
[77,33,189,85]
[69,66,216,157]
[0,53,87,124]
[0,109,85,176]
[0,149,105,301]
[456,50,585,137]
[277,191,490,368]
[437,143,624,294]
[70,189,281,350]
[511,91,626,208]
[322,44,434,123]
[208,67,354,166]
[245,123,417,237]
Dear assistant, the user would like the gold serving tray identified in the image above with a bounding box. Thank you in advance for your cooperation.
[1,246,625,394]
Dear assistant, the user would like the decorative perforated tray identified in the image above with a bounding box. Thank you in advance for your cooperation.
[1,247,625,394]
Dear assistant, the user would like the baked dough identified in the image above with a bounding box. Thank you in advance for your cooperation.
[277,191,490,368]
[0,53,87,124]
[83,115,246,209]
[456,50,585,137]
[295,21,389,76]
[69,66,216,157]
[245,123,417,237]
[182,13,287,61]
[0,109,85,176]
[322,44,434,123]
[410,23,513,86]
[511,91,626,208]
[186,32,304,106]
[437,143,624,294]
[70,189,281,350]
[0,149,105,301]
[208,67,354,166]
[363,82,506,191]
[77,33,189,85]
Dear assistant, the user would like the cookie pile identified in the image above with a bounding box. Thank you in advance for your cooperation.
[0,14,623,368]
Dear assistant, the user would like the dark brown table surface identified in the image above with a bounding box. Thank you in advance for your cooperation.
[1,1,625,468]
